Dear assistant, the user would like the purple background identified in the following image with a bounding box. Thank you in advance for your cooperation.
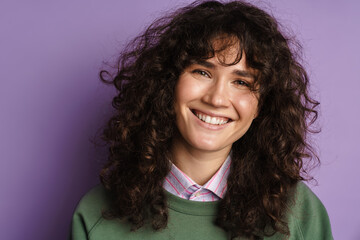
[1,0,359,239]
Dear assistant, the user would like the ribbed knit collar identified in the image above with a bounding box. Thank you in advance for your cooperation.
[165,190,219,216]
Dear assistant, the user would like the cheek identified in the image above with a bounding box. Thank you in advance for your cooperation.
[175,77,204,104]
[174,78,193,119]
[233,94,258,118]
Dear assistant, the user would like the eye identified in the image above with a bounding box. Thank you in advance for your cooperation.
[192,69,211,78]
[233,79,250,87]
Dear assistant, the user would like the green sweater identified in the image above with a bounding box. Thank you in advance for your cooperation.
[70,182,333,240]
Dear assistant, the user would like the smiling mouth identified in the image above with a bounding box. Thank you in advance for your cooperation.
[191,110,231,125]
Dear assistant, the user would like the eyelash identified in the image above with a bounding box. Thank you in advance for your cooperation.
[192,69,251,88]
[233,80,249,87]
[193,69,210,78]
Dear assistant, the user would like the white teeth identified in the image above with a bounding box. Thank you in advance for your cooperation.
[195,112,229,125]
[205,115,211,123]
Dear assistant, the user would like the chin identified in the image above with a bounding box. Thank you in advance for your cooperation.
[188,138,228,152]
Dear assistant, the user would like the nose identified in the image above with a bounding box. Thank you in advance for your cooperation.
[202,81,231,108]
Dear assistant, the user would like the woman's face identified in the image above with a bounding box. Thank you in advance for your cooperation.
[173,51,259,154]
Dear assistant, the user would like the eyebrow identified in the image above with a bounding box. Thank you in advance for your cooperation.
[193,59,254,79]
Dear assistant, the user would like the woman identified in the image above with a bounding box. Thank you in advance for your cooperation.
[70,1,333,239]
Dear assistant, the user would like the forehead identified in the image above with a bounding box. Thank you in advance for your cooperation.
[210,35,243,66]
[200,36,258,81]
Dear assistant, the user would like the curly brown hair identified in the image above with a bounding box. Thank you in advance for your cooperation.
[99,0,320,239]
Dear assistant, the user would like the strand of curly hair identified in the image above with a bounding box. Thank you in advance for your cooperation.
[99,1,320,239]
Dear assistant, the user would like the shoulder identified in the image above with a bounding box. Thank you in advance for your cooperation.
[285,181,333,240]
[291,181,326,210]
[290,181,329,220]
[75,184,111,216]
[70,185,112,239]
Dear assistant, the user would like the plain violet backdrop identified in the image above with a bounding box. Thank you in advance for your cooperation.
[1,0,359,239]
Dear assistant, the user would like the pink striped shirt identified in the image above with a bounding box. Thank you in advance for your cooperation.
[163,155,231,202]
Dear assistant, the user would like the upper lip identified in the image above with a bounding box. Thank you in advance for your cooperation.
[191,109,233,121]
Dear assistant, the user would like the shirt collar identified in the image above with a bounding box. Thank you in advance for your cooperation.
[165,155,231,199]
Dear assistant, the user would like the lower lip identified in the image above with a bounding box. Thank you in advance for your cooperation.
[190,110,230,130]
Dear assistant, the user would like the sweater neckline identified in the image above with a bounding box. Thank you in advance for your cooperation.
[165,190,219,216]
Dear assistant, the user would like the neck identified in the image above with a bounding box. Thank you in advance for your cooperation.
[171,138,231,185]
